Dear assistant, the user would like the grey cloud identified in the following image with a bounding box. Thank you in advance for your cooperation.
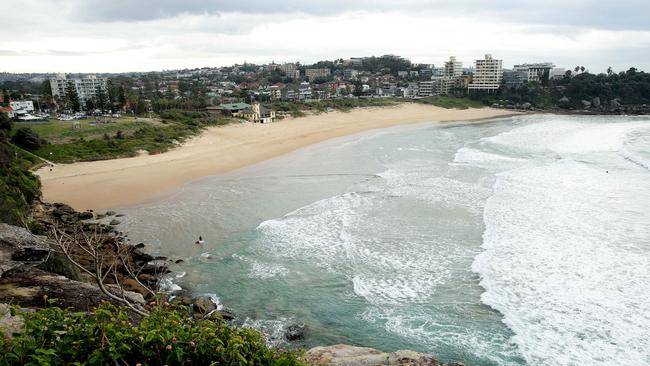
[73,0,650,31]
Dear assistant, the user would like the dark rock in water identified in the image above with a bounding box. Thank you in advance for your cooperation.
[105,211,116,216]
[115,214,125,217]
[131,248,154,263]
[0,224,50,278]
[174,259,184,264]
[109,219,121,226]
[285,323,306,341]
[192,296,216,314]
[134,243,145,249]
[139,262,170,275]
[154,256,168,261]
[77,211,94,220]
[221,308,236,321]
[51,203,75,218]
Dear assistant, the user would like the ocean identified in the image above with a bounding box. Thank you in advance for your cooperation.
[117,114,650,365]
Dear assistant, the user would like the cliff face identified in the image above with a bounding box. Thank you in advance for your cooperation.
[305,344,464,366]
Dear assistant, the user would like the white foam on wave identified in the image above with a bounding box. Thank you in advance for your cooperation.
[473,159,650,365]
[379,169,491,216]
[255,181,476,305]
[485,119,650,155]
[620,127,650,170]
[232,254,289,279]
[241,317,293,348]
[361,307,521,365]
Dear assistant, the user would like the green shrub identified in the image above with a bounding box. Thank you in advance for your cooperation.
[0,303,305,366]
[11,128,42,151]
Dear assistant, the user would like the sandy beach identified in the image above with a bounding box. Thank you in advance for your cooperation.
[36,104,521,210]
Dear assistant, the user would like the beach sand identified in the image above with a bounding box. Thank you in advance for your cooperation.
[36,104,521,210]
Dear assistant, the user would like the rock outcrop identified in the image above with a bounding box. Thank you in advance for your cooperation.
[305,345,463,366]
[0,303,24,339]
[0,267,145,312]
[0,223,50,278]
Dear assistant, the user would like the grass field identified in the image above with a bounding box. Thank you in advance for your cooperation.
[13,117,161,144]
[12,111,237,163]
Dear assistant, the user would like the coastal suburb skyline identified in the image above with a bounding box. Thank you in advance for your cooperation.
[2,0,650,73]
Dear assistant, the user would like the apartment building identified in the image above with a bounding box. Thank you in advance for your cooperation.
[444,56,463,78]
[344,69,359,80]
[279,63,301,80]
[468,54,502,93]
[305,68,331,80]
[513,63,555,83]
[49,74,108,102]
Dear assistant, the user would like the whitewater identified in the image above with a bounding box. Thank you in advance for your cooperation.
[119,114,650,365]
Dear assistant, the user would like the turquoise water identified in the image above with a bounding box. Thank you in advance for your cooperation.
[118,115,650,365]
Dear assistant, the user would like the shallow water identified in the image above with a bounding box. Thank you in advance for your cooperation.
[118,115,650,365]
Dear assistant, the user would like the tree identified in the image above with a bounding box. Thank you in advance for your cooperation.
[0,112,12,134]
[85,97,96,112]
[353,79,364,97]
[607,66,613,76]
[580,66,586,73]
[96,85,108,111]
[65,81,81,112]
[118,86,127,110]
[11,127,42,150]
[574,66,580,73]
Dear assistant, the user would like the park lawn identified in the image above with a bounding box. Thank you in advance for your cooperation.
[13,117,162,144]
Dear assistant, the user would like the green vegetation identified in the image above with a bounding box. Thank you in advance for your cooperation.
[0,303,304,366]
[0,112,42,226]
[415,96,485,109]
[483,67,650,109]
[12,111,236,163]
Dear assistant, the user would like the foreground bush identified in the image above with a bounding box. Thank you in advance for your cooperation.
[0,303,304,366]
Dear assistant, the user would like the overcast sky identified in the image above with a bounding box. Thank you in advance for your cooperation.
[2,0,649,73]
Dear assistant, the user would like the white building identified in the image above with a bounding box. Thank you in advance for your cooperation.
[344,69,360,80]
[418,81,434,97]
[9,100,34,112]
[279,63,301,80]
[305,68,331,80]
[468,54,503,93]
[49,74,108,103]
[513,63,555,83]
[444,56,463,78]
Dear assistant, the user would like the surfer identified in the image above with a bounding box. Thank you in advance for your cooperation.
[195,236,205,245]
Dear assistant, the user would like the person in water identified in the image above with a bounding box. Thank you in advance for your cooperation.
[195,236,204,245]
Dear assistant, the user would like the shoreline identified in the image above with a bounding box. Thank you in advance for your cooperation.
[36,104,523,210]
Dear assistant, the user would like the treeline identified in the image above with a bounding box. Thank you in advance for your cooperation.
[489,67,650,109]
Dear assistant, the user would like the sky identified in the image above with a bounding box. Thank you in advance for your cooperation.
[2,0,650,73]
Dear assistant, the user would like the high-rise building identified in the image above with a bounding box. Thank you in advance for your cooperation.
[444,56,463,78]
[513,63,555,83]
[468,54,502,93]
[49,74,107,103]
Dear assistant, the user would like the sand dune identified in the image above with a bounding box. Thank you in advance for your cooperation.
[36,104,521,210]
